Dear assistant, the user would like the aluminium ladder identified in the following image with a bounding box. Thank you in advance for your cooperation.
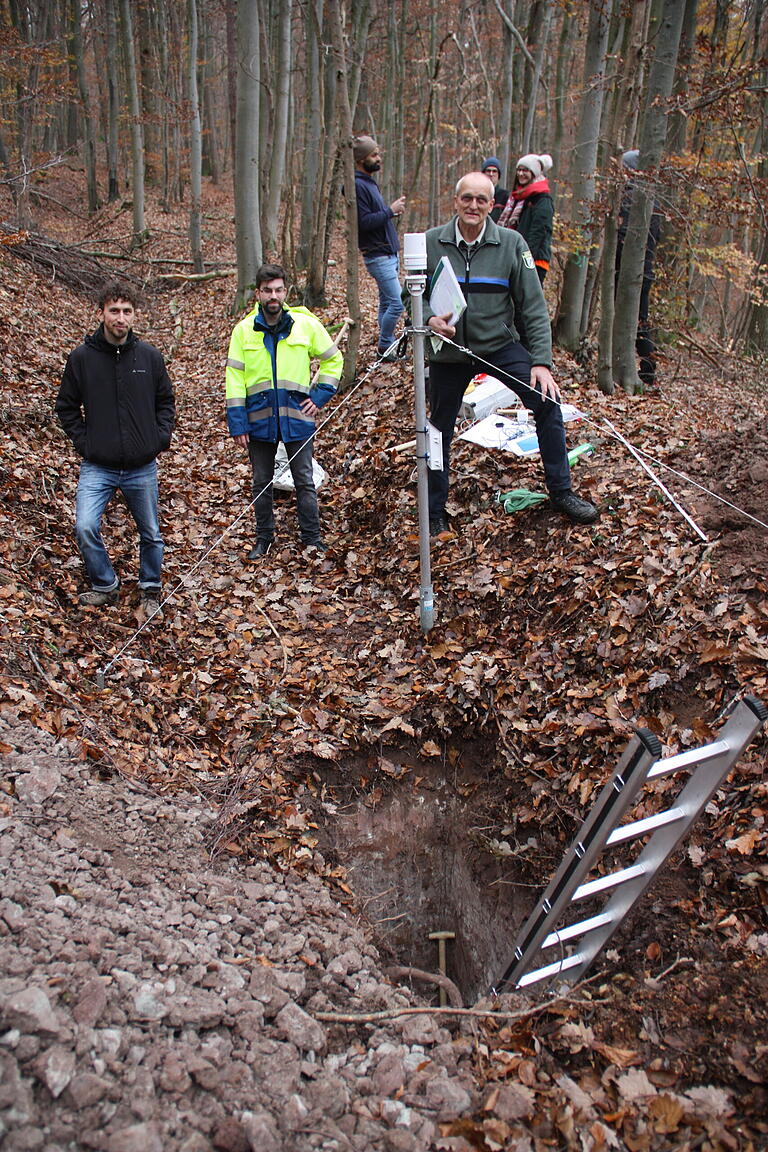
[494,694,767,993]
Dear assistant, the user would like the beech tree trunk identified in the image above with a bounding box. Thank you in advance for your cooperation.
[119,0,147,246]
[555,0,612,350]
[262,0,292,257]
[188,0,204,274]
[613,0,687,393]
[70,0,99,213]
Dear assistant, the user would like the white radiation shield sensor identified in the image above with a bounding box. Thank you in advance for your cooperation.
[403,232,427,273]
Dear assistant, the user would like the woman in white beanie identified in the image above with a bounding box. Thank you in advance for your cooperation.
[497,152,554,284]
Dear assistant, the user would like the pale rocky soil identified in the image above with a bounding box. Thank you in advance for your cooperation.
[1,710,486,1152]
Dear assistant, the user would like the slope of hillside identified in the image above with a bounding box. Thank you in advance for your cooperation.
[1,172,767,1150]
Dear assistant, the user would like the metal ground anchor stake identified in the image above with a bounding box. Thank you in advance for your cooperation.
[428,930,455,1006]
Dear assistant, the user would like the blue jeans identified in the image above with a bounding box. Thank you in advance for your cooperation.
[427,342,571,518]
[75,460,163,591]
[363,254,403,350]
[248,438,321,544]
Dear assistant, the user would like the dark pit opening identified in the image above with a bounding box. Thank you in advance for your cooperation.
[312,747,548,1003]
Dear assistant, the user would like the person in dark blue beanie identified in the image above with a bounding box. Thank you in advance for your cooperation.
[481,157,509,222]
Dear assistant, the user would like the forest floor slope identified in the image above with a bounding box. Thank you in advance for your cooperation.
[0,171,767,1150]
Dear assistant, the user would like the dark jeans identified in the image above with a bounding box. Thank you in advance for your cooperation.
[427,341,571,518]
[248,438,321,544]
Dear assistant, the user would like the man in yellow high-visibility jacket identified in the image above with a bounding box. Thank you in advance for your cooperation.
[226,264,343,559]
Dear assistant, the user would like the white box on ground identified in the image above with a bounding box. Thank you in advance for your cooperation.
[459,374,517,422]
[273,442,328,491]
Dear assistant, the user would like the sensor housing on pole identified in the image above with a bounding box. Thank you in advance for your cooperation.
[404,233,435,634]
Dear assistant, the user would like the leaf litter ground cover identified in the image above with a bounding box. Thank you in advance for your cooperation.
[1,174,767,1148]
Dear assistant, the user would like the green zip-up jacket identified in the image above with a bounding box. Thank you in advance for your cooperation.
[423,217,552,366]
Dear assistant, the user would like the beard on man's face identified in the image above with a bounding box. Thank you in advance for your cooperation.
[363,158,381,172]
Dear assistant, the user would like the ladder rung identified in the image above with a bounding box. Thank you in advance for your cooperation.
[606,806,686,845]
[647,740,730,779]
[574,862,646,900]
[517,952,584,988]
[542,912,613,949]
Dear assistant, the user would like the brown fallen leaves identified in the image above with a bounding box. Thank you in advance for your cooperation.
[1,180,767,1149]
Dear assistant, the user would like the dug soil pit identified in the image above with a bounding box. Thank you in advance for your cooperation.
[309,747,548,1003]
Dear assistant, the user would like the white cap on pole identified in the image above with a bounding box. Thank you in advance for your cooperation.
[403,233,427,273]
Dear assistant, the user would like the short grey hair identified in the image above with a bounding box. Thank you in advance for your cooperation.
[454,173,495,196]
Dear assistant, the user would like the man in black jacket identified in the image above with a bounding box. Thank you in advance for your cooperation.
[55,281,175,616]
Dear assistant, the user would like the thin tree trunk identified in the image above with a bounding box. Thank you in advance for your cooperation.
[263,0,292,256]
[137,0,159,184]
[188,0,204,273]
[224,0,237,173]
[328,0,358,388]
[297,0,321,270]
[305,0,339,307]
[597,184,622,394]
[105,0,120,201]
[119,0,147,246]
[521,0,551,155]
[71,0,99,214]
[201,7,222,182]
[234,0,262,310]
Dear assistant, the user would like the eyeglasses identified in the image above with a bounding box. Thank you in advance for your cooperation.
[458,194,490,206]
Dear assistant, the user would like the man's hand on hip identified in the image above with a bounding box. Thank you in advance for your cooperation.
[530,366,562,404]
[300,398,319,418]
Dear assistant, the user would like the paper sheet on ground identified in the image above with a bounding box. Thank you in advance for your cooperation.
[459,415,539,454]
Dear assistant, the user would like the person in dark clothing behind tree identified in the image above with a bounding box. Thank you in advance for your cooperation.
[55,280,175,618]
[615,149,662,387]
[481,157,509,222]
[497,152,555,284]
[353,135,406,360]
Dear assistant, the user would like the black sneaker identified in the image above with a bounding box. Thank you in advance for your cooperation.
[429,514,450,536]
[550,490,599,524]
[248,540,272,560]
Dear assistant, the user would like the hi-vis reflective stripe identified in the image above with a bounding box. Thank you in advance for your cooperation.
[247,405,314,424]
[227,356,245,370]
[278,404,313,423]
[316,344,338,361]
[226,396,246,408]
[244,377,313,396]
[246,405,272,423]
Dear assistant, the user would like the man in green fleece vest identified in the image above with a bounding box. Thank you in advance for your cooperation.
[423,171,597,535]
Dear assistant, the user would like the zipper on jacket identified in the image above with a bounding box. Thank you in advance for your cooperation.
[115,343,126,465]
[454,239,485,352]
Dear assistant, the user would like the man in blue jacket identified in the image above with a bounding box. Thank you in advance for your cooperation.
[354,135,406,360]
[226,264,343,559]
[56,281,175,617]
